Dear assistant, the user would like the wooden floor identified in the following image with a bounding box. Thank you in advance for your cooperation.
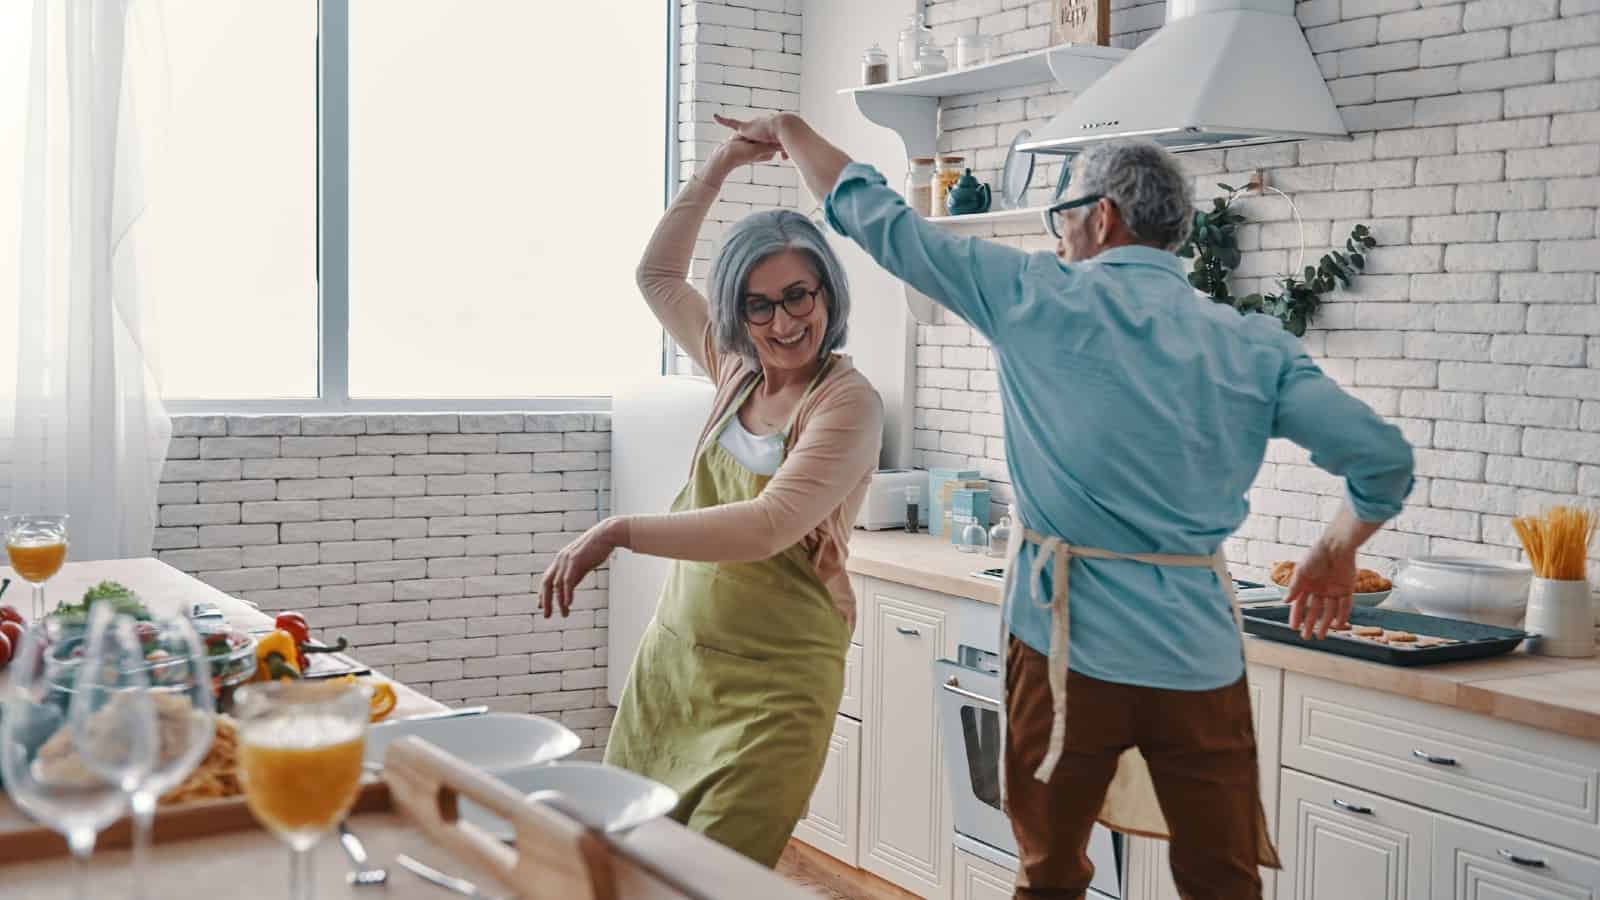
[777,841,922,900]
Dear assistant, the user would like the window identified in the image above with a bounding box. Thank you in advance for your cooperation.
[143,0,670,406]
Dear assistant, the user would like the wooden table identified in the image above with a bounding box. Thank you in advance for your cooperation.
[0,559,823,899]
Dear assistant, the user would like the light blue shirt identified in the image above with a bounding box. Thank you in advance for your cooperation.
[825,163,1414,690]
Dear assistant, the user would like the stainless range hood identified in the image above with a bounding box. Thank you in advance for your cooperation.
[1018,0,1349,156]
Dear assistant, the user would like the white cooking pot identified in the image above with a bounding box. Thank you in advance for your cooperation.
[1389,556,1533,628]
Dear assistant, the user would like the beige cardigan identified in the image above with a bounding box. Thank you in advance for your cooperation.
[621,176,883,627]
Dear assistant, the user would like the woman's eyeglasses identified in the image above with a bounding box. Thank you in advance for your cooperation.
[743,285,822,325]
[1044,193,1107,240]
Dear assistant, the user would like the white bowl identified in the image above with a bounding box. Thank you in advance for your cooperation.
[364,713,580,773]
[460,761,680,840]
[1390,556,1532,628]
[1271,585,1391,607]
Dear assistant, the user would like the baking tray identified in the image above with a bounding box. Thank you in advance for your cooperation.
[1241,604,1530,666]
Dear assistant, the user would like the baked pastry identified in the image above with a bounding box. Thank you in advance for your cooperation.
[1383,630,1417,643]
[1351,625,1384,637]
[1355,568,1392,593]
[1270,561,1296,587]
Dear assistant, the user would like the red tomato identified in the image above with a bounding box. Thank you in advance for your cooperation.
[0,606,23,627]
[0,621,22,650]
[0,632,12,669]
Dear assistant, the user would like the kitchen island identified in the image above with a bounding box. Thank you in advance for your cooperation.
[0,558,824,900]
[807,529,1600,900]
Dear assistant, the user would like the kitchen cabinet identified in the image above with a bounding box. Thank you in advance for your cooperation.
[860,577,953,900]
[794,715,862,867]
[1433,813,1600,899]
[953,848,1016,900]
[1277,769,1433,900]
[1123,663,1283,900]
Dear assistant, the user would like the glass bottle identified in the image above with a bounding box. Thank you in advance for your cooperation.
[988,508,1012,557]
[932,156,964,219]
[897,12,929,80]
[959,518,989,554]
[861,43,890,85]
[914,45,950,77]
[904,485,921,535]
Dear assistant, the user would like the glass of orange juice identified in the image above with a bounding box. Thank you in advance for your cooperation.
[235,680,372,900]
[4,514,69,620]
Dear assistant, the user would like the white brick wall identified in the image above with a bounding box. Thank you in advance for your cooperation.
[916,0,1600,586]
[157,413,616,749]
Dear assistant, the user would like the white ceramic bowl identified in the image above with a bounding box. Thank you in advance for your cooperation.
[363,713,580,773]
[461,761,680,840]
[1389,556,1532,628]
[1270,585,1390,607]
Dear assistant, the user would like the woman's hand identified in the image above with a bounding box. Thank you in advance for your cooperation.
[1284,538,1357,640]
[702,136,779,188]
[541,518,628,618]
[714,113,788,152]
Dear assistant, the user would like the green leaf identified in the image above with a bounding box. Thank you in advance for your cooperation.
[1304,266,1317,283]
[1346,238,1357,253]
[1188,271,1209,289]
[1351,253,1365,269]
[1216,281,1231,299]
[1354,224,1370,236]
[1213,197,1228,211]
[1177,244,1195,258]
[1221,247,1242,269]
[1218,183,1236,193]
[1363,236,1377,248]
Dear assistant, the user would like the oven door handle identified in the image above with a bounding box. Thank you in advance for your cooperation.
[942,677,1000,708]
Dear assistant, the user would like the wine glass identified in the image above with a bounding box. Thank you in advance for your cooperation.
[72,605,214,900]
[4,514,69,620]
[0,616,155,900]
[235,680,371,900]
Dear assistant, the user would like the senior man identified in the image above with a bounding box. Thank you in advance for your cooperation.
[719,113,1414,899]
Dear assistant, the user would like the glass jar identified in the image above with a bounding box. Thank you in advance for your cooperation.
[861,43,890,85]
[987,508,1012,557]
[932,156,964,218]
[897,12,928,80]
[914,45,950,77]
[906,157,936,216]
[956,33,994,69]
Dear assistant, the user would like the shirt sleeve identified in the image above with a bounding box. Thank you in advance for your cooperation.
[623,380,883,562]
[1272,348,1415,523]
[636,176,722,378]
[824,162,1031,342]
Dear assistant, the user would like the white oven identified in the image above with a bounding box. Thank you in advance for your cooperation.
[935,594,1122,899]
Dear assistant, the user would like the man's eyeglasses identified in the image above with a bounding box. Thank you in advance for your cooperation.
[743,285,822,325]
[1044,193,1107,240]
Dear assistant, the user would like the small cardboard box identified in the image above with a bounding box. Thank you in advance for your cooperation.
[950,488,991,546]
[927,468,979,537]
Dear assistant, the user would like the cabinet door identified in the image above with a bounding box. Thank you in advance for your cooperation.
[793,715,862,867]
[1122,837,1183,900]
[1433,813,1600,900]
[860,578,952,900]
[954,849,1016,900]
[1278,769,1432,900]
[839,642,863,720]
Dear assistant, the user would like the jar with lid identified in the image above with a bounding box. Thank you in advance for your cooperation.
[861,43,890,85]
[897,12,929,80]
[956,33,994,69]
[914,45,950,77]
[905,157,936,216]
[931,156,964,218]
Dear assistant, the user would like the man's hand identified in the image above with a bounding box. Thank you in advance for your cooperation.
[713,112,788,151]
[1284,538,1358,640]
[702,136,779,188]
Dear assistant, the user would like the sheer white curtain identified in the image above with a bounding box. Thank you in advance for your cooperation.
[9,0,170,560]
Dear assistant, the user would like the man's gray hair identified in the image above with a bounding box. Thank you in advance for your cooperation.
[1070,140,1194,251]
[708,210,851,368]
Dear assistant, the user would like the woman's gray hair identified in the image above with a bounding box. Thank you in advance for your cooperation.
[708,210,851,368]
[1070,140,1194,250]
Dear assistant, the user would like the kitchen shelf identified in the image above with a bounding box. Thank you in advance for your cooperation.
[841,44,1126,101]
[927,204,1049,225]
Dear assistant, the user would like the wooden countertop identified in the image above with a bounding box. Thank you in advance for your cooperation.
[846,529,1600,742]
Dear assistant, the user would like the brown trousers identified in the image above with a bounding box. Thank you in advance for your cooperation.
[1003,638,1265,900]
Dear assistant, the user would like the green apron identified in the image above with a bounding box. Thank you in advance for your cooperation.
[604,367,852,868]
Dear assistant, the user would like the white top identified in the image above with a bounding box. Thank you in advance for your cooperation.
[717,415,784,476]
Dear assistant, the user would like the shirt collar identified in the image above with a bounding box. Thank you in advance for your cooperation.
[1093,245,1188,280]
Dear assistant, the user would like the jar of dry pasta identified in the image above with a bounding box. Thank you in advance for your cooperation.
[932,156,964,217]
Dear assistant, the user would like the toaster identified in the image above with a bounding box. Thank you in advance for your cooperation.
[855,469,928,530]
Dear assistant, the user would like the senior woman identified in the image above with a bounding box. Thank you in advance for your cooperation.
[538,133,882,867]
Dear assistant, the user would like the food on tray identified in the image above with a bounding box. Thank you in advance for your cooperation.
[1382,630,1417,643]
[49,580,150,627]
[163,714,242,805]
[1269,561,1392,593]
[36,692,214,789]
[1512,505,1596,581]
[1351,625,1384,637]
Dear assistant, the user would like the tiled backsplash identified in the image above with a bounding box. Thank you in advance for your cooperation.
[157,413,614,748]
[912,0,1600,585]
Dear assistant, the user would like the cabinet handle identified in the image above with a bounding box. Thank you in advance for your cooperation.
[1412,749,1458,766]
[1497,849,1547,869]
[942,680,1000,708]
[1331,799,1373,815]
[895,626,922,637]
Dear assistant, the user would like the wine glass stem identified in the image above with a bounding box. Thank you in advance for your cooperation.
[131,790,156,900]
[31,583,44,621]
[67,828,96,900]
[291,845,315,900]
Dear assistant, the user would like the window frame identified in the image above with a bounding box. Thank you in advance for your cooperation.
[165,0,677,414]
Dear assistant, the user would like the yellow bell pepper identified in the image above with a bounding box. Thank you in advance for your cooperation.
[253,629,303,682]
[334,675,398,722]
